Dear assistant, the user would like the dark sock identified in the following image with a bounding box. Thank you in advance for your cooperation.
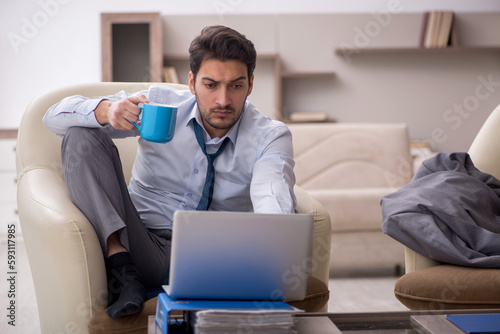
[106,264,122,307]
[105,252,147,318]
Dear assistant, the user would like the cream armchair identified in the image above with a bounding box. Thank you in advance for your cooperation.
[16,82,331,334]
[394,103,500,310]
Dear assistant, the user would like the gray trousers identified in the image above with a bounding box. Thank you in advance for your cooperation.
[61,127,170,290]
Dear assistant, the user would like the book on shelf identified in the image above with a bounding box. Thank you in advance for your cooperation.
[419,12,430,47]
[163,66,180,84]
[430,11,442,48]
[421,11,454,49]
[289,112,328,122]
[436,11,454,48]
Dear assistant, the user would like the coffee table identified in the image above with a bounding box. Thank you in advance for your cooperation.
[326,309,500,333]
[148,309,500,333]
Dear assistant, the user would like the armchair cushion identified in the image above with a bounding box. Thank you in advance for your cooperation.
[88,276,329,334]
[394,265,500,310]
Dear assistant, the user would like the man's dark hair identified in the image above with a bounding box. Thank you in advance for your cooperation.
[189,25,257,82]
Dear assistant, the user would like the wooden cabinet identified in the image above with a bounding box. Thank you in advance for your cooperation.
[101,13,163,82]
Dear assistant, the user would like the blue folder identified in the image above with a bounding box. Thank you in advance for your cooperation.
[446,314,500,334]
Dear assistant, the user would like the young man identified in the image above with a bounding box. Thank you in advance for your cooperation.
[43,25,296,318]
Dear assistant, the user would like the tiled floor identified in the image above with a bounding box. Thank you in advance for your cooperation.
[328,276,406,313]
[1,241,406,333]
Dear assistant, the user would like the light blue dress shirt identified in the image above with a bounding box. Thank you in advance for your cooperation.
[43,85,296,229]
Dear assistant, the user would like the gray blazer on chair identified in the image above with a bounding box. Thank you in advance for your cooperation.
[382,152,500,268]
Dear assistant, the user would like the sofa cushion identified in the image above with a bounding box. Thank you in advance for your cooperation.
[395,265,500,310]
[88,276,329,334]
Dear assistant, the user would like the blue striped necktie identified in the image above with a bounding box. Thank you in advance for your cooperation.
[193,121,230,210]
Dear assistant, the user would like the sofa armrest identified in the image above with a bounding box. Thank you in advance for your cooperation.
[294,185,331,286]
[17,168,107,334]
[404,246,442,274]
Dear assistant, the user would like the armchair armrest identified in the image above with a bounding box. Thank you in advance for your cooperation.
[404,246,441,274]
[294,185,331,286]
[17,168,107,333]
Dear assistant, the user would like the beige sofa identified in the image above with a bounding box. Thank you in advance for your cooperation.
[16,82,331,334]
[287,123,412,276]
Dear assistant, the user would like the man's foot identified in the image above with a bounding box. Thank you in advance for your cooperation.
[106,279,146,318]
[105,251,147,318]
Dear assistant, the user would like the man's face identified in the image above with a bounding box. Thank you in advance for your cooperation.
[189,58,254,138]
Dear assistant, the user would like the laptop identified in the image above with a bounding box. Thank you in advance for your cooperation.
[163,210,313,301]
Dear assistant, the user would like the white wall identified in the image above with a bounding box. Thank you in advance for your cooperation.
[2,0,500,149]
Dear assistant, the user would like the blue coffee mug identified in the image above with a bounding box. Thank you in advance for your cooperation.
[133,103,177,143]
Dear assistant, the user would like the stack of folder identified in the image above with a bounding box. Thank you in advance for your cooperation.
[192,308,299,334]
[156,293,302,334]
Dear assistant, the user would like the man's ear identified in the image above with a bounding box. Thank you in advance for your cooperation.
[188,71,196,95]
[247,74,254,96]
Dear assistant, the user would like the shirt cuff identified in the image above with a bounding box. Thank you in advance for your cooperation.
[80,99,106,127]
